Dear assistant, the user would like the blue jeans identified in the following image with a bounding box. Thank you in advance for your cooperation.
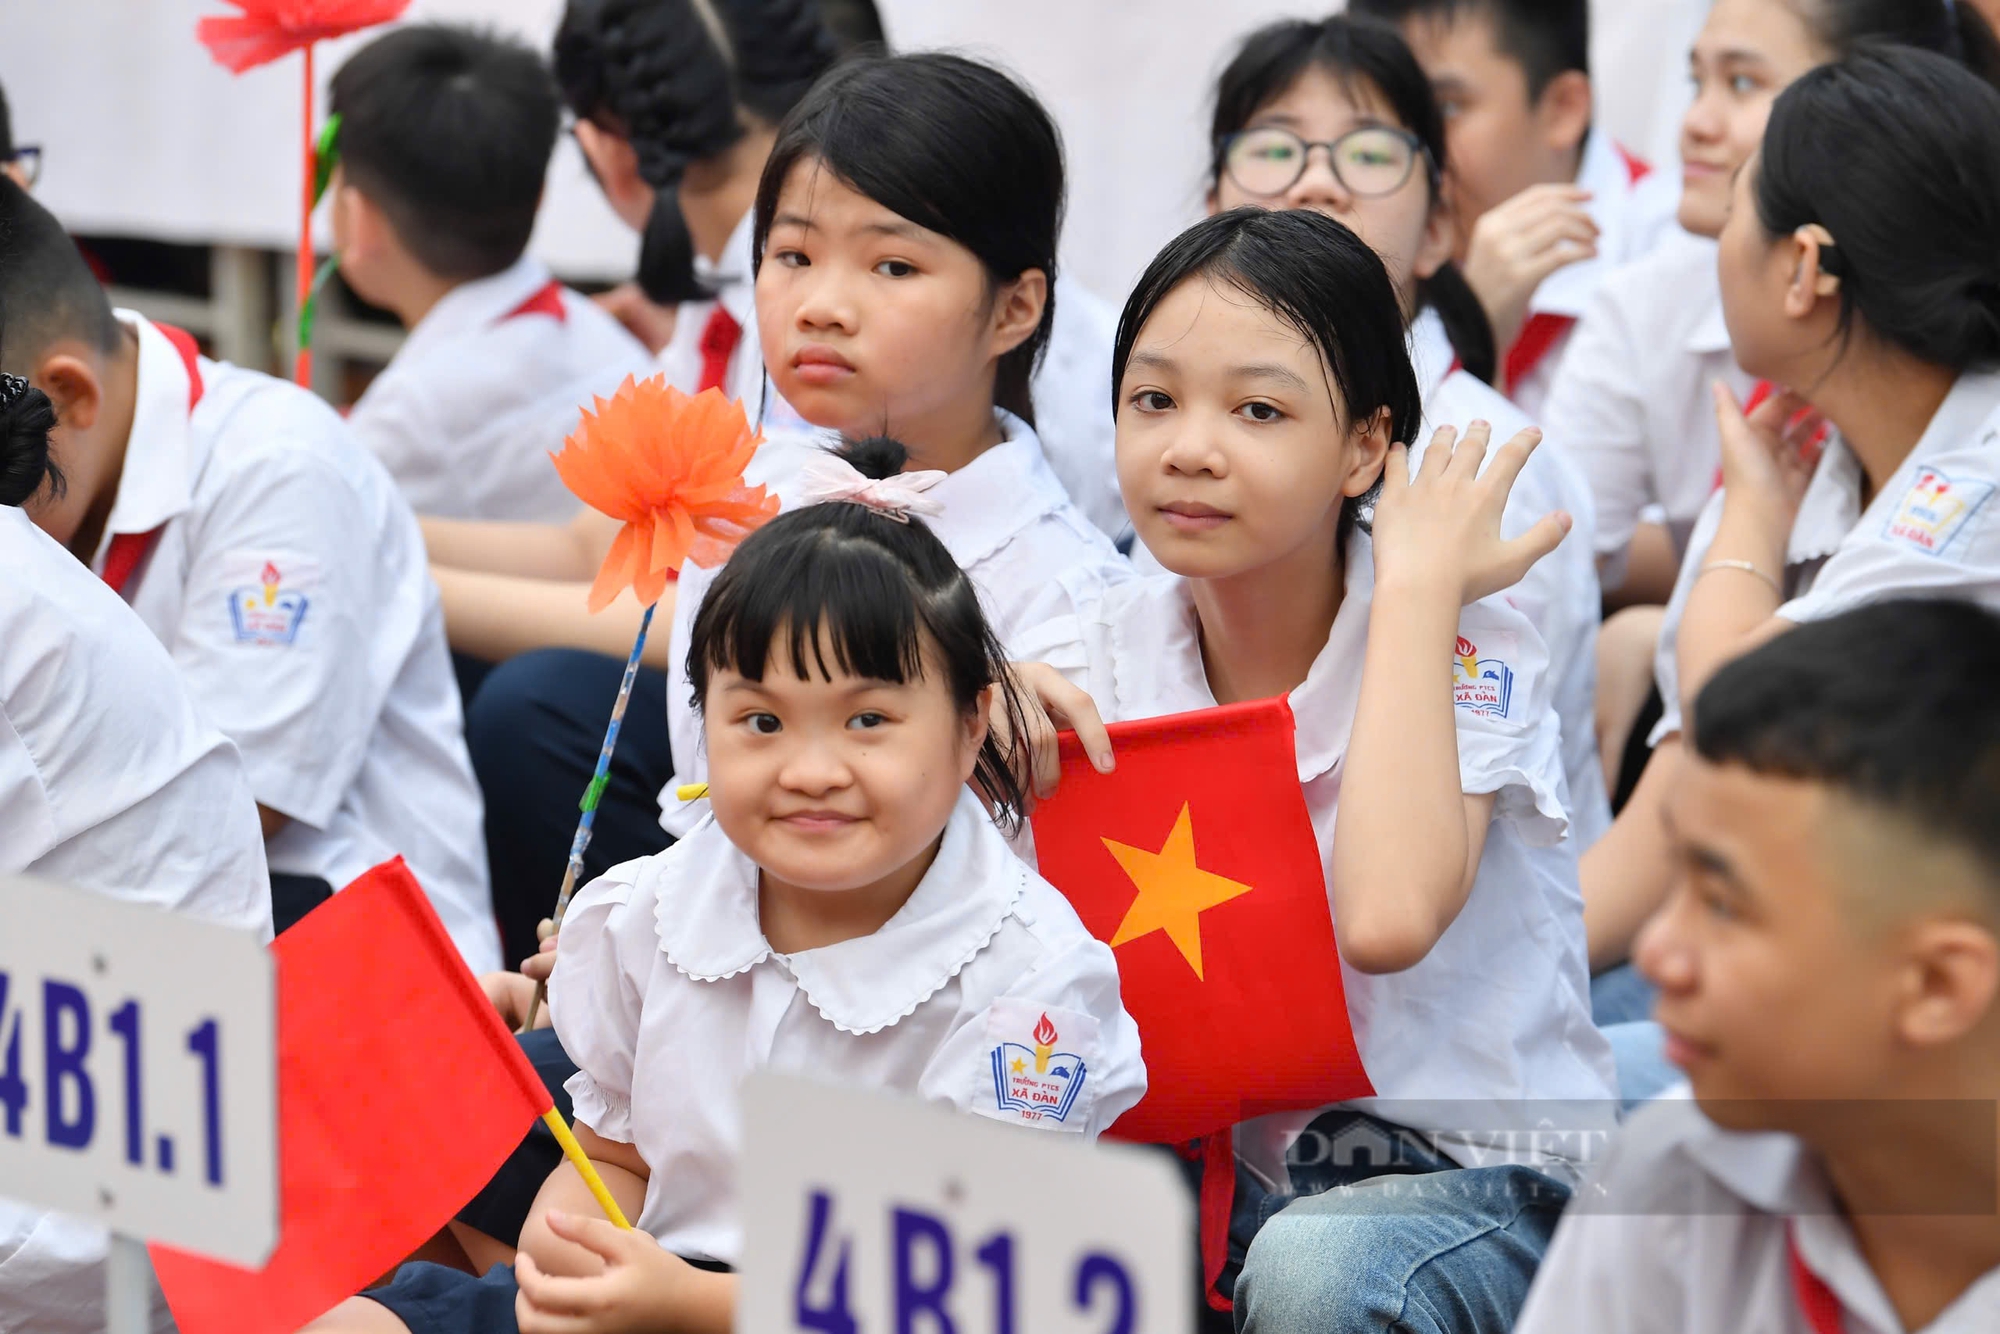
[1230,1111,1570,1334]
[464,648,675,967]
[1588,962,1658,1027]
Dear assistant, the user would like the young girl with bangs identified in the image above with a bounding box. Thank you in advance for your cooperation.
[1011,205,1616,1330]
[1186,14,1612,848]
[656,51,1131,839]
[310,441,1146,1334]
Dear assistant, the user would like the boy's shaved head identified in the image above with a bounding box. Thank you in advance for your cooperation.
[0,176,120,373]
[1692,598,2000,915]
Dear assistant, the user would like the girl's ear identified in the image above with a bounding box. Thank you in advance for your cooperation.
[1342,406,1395,499]
[1412,186,1457,285]
[961,684,996,778]
[987,269,1050,360]
[1783,224,1842,319]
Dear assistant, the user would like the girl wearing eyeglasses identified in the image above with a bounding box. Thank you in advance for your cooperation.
[1202,14,1613,850]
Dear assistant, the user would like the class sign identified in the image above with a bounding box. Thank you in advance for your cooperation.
[0,875,277,1266]
[739,1073,1192,1334]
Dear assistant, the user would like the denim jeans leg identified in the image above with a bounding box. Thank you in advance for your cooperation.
[1234,1164,1571,1334]
[1588,961,1658,1027]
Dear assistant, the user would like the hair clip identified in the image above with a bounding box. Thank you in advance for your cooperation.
[799,452,947,523]
[0,374,30,408]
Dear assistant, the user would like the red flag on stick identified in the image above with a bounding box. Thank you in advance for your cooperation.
[1030,697,1374,1142]
[150,858,552,1334]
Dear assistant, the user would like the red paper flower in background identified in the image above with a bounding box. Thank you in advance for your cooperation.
[196,0,411,74]
[552,377,780,612]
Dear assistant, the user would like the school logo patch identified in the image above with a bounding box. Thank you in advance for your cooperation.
[227,560,310,646]
[1883,466,1994,558]
[981,1002,1097,1129]
[1453,635,1516,719]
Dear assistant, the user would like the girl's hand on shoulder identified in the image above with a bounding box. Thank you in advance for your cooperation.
[1371,421,1572,605]
[1713,381,1822,529]
[516,1213,717,1334]
[991,663,1113,812]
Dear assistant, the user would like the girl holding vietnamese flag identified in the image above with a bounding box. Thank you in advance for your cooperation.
[1010,206,1617,1330]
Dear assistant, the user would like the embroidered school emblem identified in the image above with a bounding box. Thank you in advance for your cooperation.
[1452,635,1515,719]
[228,560,310,645]
[1883,466,1994,558]
[990,1011,1090,1124]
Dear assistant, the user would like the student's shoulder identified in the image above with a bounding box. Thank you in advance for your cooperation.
[1566,1094,1767,1220]
[197,361,372,479]
[1592,230,1719,323]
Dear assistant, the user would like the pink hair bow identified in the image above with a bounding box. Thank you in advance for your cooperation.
[798,453,947,523]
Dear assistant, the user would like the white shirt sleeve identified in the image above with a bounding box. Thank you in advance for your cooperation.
[345,367,441,508]
[919,930,1147,1140]
[1777,444,2000,624]
[1452,597,1572,846]
[1542,281,1658,578]
[549,863,651,1145]
[170,447,379,828]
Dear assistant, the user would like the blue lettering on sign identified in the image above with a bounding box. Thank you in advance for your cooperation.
[43,980,95,1150]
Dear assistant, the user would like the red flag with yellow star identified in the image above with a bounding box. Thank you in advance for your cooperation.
[1029,697,1373,1144]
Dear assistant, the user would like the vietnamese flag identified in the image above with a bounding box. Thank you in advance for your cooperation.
[150,859,553,1334]
[1029,697,1373,1144]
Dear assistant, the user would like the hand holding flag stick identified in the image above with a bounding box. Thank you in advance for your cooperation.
[520,376,778,1030]
[195,1,408,386]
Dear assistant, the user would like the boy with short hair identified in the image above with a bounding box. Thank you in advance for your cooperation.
[0,176,502,973]
[332,24,653,522]
[1515,598,2000,1333]
[1350,0,1678,415]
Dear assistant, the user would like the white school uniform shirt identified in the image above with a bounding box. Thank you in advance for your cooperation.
[1012,539,1618,1187]
[1410,307,1611,849]
[1544,230,1755,586]
[1652,370,2000,744]
[1514,1094,2000,1334]
[348,256,656,522]
[657,410,1132,837]
[657,209,1130,540]
[548,788,1148,1265]
[0,507,270,1334]
[96,312,501,972]
[1503,130,1684,420]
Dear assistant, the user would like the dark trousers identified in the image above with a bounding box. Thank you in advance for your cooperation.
[463,648,676,969]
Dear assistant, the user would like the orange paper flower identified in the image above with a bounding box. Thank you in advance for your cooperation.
[552,377,780,612]
[196,0,410,73]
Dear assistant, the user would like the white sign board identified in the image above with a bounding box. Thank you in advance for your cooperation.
[0,875,277,1267]
[740,1073,1192,1334]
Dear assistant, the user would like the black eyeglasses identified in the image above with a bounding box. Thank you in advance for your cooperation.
[1219,126,1428,200]
[4,146,41,188]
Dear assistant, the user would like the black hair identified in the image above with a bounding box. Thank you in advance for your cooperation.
[1793,0,2000,86]
[1347,0,1589,97]
[1210,16,1497,384]
[1113,208,1423,549]
[752,52,1065,427]
[1693,598,2000,898]
[1754,45,2000,375]
[556,0,839,304]
[0,176,121,373]
[687,435,1032,831]
[0,81,13,161]
[329,25,558,282]
[0,274,62,508]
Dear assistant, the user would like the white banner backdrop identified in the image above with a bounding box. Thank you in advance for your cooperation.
[3,1,1699,295]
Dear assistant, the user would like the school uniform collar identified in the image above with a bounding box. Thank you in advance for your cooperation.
[695,209,758,334]
[94,312,204,564]
[653,788,1029,1035]
[1104,530,1374,782]
[927,411,1073,569]
[1407,307,1457,403]
[397,255,556,362]
[1787,370,2000,567]
[1526,130,1628,320]
[1676,1112,1943,1334]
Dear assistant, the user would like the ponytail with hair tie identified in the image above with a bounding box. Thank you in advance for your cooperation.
[0,373,63,508]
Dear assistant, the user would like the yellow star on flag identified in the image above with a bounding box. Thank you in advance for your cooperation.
[1103,802,1254,980]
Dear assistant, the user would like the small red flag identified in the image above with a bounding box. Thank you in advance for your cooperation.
[150,858,552,1334]
[1029,698,1373,1144]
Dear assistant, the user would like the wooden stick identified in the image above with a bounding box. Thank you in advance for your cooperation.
[520,601,657,1031]
[295,44,315,387]
[540,1108,632,1229]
